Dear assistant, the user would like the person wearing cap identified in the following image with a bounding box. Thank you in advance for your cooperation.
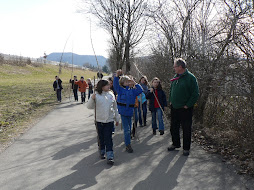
[168,58,199,156]
[75,76,88,104]
[69,76,79,101]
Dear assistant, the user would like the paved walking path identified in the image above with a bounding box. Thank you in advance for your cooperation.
[0,98,253,190]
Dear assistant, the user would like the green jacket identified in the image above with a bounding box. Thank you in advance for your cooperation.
[169,69,199,109]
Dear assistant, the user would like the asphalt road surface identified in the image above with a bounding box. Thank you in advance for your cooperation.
[0,96,253,190]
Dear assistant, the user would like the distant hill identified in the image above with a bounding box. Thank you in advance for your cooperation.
[46,52,107,67]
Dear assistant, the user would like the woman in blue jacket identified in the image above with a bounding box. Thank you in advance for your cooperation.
[113,70,143,153]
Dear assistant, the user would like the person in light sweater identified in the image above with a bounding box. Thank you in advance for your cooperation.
[87,80,120,165]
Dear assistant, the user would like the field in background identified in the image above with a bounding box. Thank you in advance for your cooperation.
[0,63,100,148]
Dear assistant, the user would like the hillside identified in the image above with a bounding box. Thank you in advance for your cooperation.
[46,52,107,67]
[0,63,99,149]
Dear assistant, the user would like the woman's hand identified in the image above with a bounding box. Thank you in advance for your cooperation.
[116,70,123,77]
[91,94,96,100]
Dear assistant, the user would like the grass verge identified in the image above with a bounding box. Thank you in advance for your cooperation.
[0,63,100,152]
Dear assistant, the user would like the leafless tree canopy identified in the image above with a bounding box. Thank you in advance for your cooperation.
[79,0,148,73]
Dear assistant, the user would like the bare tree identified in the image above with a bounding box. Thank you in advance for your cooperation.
[146,0,253,123]
[79,0,148,73]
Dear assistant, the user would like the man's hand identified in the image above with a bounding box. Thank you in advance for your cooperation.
[149,88,153,93]
[184,105,188,109]
[115,122,119,126]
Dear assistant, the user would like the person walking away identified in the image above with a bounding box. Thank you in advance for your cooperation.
[108,77,117,97]
[108,77,117,134]
[53,76,63,102]
[137,91,147,127]
[146,77,167,135]
[168,58,199,156]
[97,72,103,79]
[113,70,143,153]
[87,80,120,165]
[138,76,148,126]
[87,78,93,99]
[75,76,88,104]
[69,76,78,101]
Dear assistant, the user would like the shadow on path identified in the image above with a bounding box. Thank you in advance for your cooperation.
[42,151,111,190]
[43,134,122,190]
[133,152,188,190]
[52,138,97,160]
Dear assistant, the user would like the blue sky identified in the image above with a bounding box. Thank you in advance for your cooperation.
[0,0,109,58]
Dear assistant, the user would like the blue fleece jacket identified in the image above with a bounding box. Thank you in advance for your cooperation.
[113,76,143,116]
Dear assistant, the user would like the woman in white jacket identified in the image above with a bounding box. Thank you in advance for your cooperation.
[87,79,120,165]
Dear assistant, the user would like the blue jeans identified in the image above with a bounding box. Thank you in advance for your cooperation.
[151,108,164,131]
[97,122,114,159]
[138,101,147,125]
[56,89,61,101]
[121,115,132,146]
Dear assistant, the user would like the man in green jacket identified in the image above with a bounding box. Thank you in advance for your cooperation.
[168,58,199,156]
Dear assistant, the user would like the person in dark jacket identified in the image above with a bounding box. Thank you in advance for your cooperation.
[53,76,63,102]
[69,76,78,101]
[146,77,167,135]
[97,72,103,79]
[168,58,199,156]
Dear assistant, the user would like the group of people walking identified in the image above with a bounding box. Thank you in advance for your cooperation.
[53,58,199,166]
[53,76,94,104]
[88,58,199,165]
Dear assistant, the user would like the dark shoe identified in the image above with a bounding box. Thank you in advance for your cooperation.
[126,145,133,153]
[153,129,156,135]
[167,145,181,151]
[81,102,83,104]
[107,158,114,165]
[112,132,115,135]
[159,130,164,135]
[100,155,106,159]
[144,123,146,126]
[139,125,144,127]
[183,150,190,156]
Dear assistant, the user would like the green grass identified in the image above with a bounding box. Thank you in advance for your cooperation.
[0,63,100,145]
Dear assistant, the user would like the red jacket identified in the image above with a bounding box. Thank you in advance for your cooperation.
[75,80,88,92]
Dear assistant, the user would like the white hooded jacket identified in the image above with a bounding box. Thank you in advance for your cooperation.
[87,91,120,123]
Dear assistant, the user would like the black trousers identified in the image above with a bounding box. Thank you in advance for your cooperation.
[97,122,114,152]
[170,106,193,150]
[73,89,78,101]
[56,89,61,101]
[81,92,86,102]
